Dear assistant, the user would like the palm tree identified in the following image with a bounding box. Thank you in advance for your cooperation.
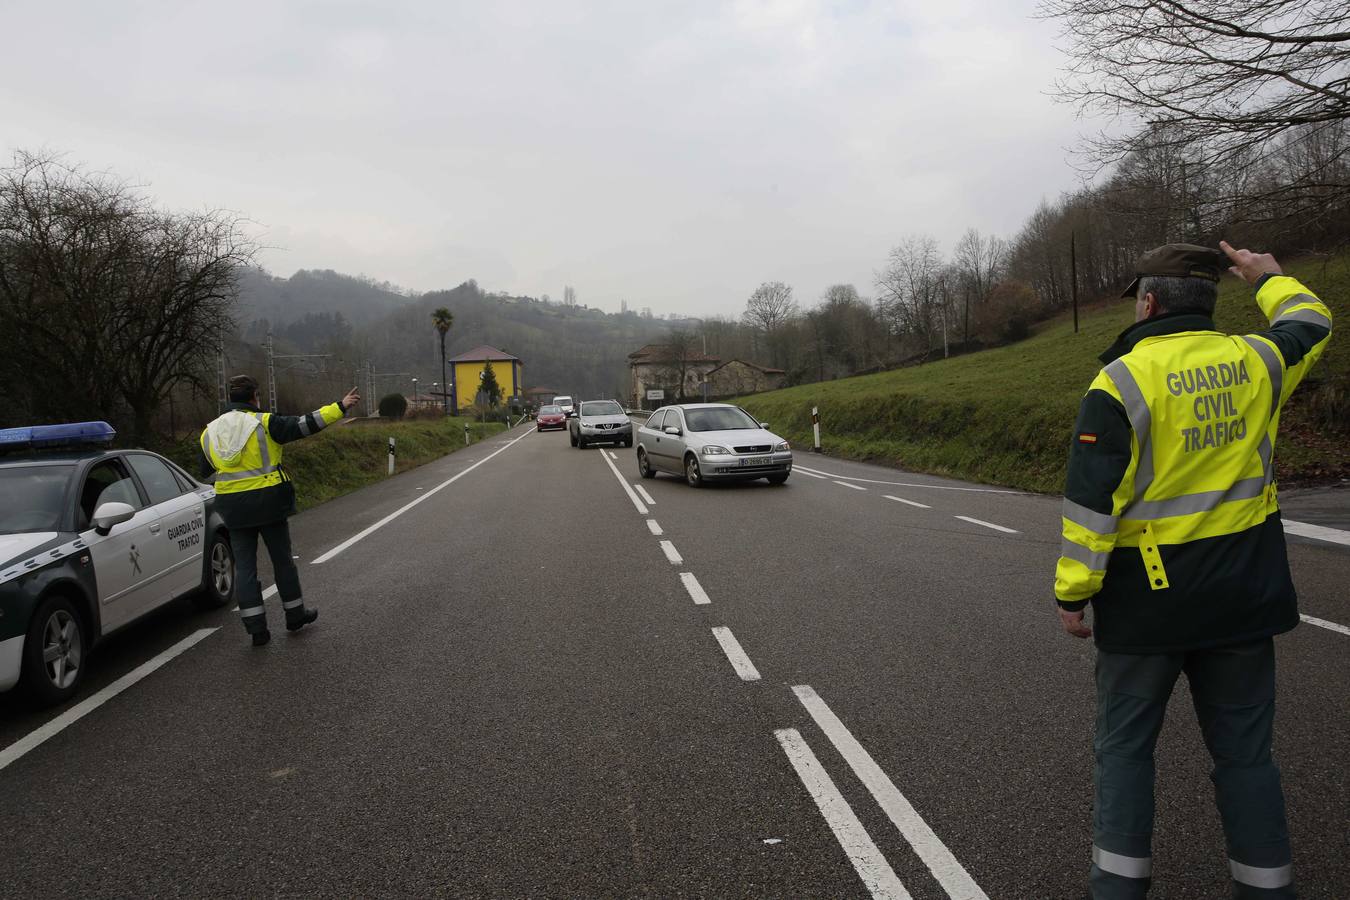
[431,308,454,415]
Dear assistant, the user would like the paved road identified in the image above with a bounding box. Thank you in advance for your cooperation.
[2,422,1347,898]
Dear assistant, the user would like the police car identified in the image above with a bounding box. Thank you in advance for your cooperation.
[0,422,235,705]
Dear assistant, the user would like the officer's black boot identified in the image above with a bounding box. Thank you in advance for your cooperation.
[252,630,271,647]
[284,600,318,632]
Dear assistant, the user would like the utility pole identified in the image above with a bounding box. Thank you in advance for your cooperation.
[1071,231,1080,334]
[266,327,330,413]
[217,341,227,414]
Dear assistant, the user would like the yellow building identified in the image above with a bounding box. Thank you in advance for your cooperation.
[447,345,523,411]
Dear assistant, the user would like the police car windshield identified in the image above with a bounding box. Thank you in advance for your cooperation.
[684,407,760,432]
[581,401,623,416]
[0,465,70,534]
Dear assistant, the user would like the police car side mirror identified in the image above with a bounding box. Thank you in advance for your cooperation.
[92,501,135,535]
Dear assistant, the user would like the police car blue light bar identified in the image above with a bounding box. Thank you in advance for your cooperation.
[0,421,117,451]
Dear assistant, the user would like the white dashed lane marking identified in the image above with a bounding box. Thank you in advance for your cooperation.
[680,572,712,605]
[659,540,683,564]
[953,515,1018,534]
[646,519,663,536]
[1283,519,1350,547]
[634,484,656,505]
[834,481,867,491]
[884,495,931,509]
[710,627,761,681]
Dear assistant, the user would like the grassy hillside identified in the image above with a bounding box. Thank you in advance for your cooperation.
[169,416,507,512]
[739,256,1348,494]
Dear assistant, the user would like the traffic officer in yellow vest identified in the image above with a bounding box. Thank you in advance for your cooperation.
[200,376,359,646]
[1055,242,1332,899]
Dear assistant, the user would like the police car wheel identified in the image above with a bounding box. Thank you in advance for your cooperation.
[195,531,235,609]
[21,595,86,705]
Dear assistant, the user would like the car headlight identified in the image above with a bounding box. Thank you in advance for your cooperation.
[775,441,790,452]
[702,445,730,456]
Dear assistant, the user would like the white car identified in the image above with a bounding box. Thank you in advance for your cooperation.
[554,395,576,417]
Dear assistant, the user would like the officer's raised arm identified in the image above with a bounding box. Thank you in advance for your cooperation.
[266,388,359,445]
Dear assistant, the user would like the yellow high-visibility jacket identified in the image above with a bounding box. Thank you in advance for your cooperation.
[200,400,345,527]
[1055,275,1332,652]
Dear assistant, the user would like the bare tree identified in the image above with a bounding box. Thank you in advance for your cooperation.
[1040,0,1350,215]
[742,281,797,366]
[875,235,945,356]
[0,151,255,441]
[952,229,1007,344]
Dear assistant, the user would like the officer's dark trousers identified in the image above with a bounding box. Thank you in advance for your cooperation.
[230,520,304,635]
[1090,638,1293,899]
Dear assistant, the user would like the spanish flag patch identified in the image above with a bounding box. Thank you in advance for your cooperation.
[1078,433,1098,444]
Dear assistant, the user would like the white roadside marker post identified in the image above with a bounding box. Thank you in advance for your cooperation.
[812,406,821,453]
[464,423,470,446]
[388,437,395,476]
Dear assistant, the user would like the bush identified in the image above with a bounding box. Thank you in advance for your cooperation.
[378,393,408,419]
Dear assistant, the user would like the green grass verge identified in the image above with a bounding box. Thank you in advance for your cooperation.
[738,255,1348,494]
[168,416,508,512]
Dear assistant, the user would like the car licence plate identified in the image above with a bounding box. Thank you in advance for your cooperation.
[740,456,772,466]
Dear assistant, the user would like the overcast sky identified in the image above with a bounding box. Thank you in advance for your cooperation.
[2,0,1099,318]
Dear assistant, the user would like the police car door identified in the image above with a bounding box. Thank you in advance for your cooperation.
[125,453,206,604]
[77,459,163,634]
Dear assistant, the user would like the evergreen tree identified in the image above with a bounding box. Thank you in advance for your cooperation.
[480,361,502,406]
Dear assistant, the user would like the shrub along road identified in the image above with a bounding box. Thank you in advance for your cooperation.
[0,423,1346,898]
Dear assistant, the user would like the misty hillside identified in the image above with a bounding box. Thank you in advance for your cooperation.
[235,267,415,335]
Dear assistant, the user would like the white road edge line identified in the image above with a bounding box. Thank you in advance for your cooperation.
[792,685,989,900]
[608,451,618,460]
[601,448,649,515]
[646,519,663,536]
[774,728,912,900]
[834,481,867,491]
[794,464,1020,495]
[312,428,534,564]
[0,628,220,773]
[710,627,761,681]
[634,483,656,506]
[953,515,1018,534]
[680,572,712,605]
[659,540,683,564]
[1283,519,1350,547]
[795,469,828,479]
[884,495,932,509]
[1301,614,1350,636]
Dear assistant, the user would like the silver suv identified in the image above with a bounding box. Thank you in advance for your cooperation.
[570,400,634,448]
[635,404,791,486]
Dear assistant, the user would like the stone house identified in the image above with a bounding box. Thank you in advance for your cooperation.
[705,359,787,398]
[627,344,720,408]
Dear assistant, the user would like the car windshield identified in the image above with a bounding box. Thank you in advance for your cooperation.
[581,401,623,416]
[540,406,561,414]
[684,407,761,432]
[0,465,71,534]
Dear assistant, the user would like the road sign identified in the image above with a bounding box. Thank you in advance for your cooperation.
[647,389,665,400]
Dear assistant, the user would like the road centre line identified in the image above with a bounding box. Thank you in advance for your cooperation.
[659,540,683,564]
[1301,614,1350,637]
[680,572,712,605]
[608,451,618,460]
[792,685,989,900]
[311,428,534,564]
[774,728,912,900]
[953,515,1019,534]
[835,481,867,491]
[600,447,649,515]
[0,628,220,773]
[710,627,761,681]
[885,495,932,509]
[793,464,1020,495]
[646,519,663,536]
[633,483,656,505]
[1283,519,1350,547]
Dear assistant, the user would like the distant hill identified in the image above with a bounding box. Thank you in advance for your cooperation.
[234,267,415,338]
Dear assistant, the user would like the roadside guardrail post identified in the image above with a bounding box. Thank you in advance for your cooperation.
[388,437,395,475]
[812,407,821,453]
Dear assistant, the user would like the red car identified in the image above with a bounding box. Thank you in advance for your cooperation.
[535,405,566,431]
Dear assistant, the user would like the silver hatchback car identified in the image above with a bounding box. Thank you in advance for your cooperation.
[635,404,792,487]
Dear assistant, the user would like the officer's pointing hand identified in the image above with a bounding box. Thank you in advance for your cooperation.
[342,387,360,412]
[1220,240,1282,286]
[1059,607,1092,639]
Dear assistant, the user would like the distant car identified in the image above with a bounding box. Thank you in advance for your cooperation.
[635,404,792,487]
[554,395,576,417]
[570,400,633,449]
[536,405,566,432]
[0,422,235,706]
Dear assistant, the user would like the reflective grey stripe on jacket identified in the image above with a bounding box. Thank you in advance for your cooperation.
[214,416,281,482]
[1104,359,1153,503]
[296,407,332,437]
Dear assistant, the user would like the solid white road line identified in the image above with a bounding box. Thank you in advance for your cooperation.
[312,428,534,564]
[792,685,989,900]
[1301,614,1350,637]
[646,519,664,536]
[795,469,829,479]
[0,628,220,773]
[1283,519,1350,547]
[680,572,712,605]
[608,451,618,460]
[885,495,932,509]
[601,448,649,515]
[634,483,656,505]
[794,464,1019,495]
[953,515,1018,534]
[710,627,761,681]
[659,540,683,564]
[774,728,912,900]
[834,481,867,491]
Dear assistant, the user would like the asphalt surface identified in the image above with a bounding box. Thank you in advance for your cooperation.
[1,421,1347,898]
